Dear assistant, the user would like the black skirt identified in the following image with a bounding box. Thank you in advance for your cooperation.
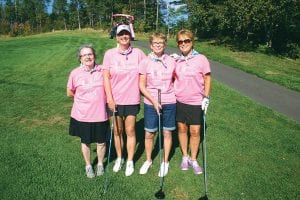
[69,117,109,144]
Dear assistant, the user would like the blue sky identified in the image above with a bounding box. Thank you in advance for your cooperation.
[46,0,186,13]
[47,0,53,13]
[47,0,188,25]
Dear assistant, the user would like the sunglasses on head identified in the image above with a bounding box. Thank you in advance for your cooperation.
[177,39,192,45]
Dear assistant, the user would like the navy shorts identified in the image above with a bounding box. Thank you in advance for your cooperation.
[107,104,140,117]
[176,101,203,125]
[144,103,176,132]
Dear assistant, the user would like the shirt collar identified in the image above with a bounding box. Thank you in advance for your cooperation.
[149,52,167,68]
[118,46,133,60]
[80,63,101,74]
[177,49,200,62]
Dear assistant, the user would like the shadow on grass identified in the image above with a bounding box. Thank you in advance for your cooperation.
[136,118,180,163]
[93,126,117,167]
[134,118,145,162]
[93,117,206,167]
[94,118,146,167]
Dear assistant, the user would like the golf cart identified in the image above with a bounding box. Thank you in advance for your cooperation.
[110,14,135,40]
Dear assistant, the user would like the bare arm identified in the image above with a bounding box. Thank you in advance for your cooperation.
[203,73,211,97]
[66,88,74,97]
[139,74,161,114]
[103,69,116,111]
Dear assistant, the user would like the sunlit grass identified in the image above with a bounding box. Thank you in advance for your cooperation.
[0,31,299,200]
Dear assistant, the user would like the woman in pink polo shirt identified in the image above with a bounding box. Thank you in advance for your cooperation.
[173,29,211,175]
[139,32,176,177]
[103,25,146,176]
[67,45,109,178]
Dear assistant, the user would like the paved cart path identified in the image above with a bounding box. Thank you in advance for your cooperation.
[133,40,300,122]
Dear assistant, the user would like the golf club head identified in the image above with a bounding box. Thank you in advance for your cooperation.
[102,183,109,195]
[155,189,165,199]
[103,180,111,194]
[199,195,208,200]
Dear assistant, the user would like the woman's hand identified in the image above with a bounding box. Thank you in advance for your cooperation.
[153,100,162,115]
[108,99,116,112]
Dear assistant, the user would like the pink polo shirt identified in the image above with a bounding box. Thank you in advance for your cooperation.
[67,65,108,122]
[174,54,211,105]
[102,47,146,105]
[139,55,176,105]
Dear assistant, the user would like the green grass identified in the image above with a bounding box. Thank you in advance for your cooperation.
[167,39,300,92]
[0,30,299,199]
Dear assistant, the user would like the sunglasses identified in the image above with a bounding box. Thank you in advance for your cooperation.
[177,39,192,45]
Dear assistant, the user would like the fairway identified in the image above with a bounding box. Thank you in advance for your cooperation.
[0,30,299,200]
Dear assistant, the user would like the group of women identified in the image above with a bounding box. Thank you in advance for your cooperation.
[67,24,211,178]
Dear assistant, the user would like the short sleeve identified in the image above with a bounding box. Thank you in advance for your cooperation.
[200,55,211,75]
[139,57,149,75]
[67,70,74,90]
[102,50,112,70]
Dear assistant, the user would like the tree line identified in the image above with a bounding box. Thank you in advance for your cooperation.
[0,0,163,35]
[184,0,300,58]
[0,0,299,58]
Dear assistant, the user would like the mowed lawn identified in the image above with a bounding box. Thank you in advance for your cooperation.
[0,30,299,200]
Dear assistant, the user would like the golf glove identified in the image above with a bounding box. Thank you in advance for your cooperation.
[202,97,210,114]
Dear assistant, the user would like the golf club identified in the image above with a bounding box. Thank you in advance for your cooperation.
[199,113,208,200]
[104,110,116,193]
[154,89,165,199]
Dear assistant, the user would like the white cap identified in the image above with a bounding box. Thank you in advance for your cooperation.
[116,25,131,36]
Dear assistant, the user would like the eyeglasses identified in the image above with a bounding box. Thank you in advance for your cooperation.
[152,42,165,46]
[177,39,192,45]
[80,53,94,57]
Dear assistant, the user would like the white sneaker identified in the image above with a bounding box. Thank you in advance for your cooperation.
[139,160,152,175]
[96,164,104,176]
[125,161,134,176]
[113,158,124,172]
[85,165,95,178]
[158,162,169,177]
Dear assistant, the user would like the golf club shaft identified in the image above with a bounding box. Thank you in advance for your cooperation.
[105,111,115,192]
[107,111,115,169]
[158,89,163,188]
[203,114,207,194]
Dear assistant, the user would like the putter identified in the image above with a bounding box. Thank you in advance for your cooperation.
[104,111,116,193]
[154,89,165,199]
[199,113,208,200]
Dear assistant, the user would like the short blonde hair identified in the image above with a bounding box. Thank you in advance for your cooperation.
[176,29,194,43]
[149,32,167,44]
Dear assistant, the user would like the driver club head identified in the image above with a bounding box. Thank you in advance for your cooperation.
[155,189,165,199]
[199,195,208,200]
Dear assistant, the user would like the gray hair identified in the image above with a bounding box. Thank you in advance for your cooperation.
[77,44,97,63]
